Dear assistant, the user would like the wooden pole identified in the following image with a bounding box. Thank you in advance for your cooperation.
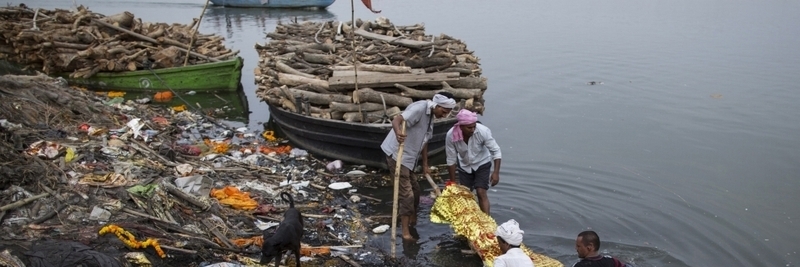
[350,0,364,123]
[424,174,442,197]
[184,0,211,66]
[390,121,406,258]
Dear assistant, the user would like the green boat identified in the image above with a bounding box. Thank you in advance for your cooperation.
[63,57,244,92]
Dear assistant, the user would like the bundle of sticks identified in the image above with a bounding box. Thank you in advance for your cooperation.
[0,5,238,78]
[255,17,488,123]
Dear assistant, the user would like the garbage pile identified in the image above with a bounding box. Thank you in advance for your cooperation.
[0,73,395,266]
[254,17,488,123]
[0,5,238,78]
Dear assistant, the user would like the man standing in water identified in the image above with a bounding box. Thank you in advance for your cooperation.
[494,219,535,267]
[573,230,633,267]
[445,108,502,214]
[382,92,455,241]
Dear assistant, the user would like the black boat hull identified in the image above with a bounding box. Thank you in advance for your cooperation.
[268,104,456,169]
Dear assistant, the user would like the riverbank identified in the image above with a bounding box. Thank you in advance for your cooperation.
[0,73,414,267]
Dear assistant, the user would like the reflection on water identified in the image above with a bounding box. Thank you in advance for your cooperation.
[205,7,337,38]
[100,85,250,124]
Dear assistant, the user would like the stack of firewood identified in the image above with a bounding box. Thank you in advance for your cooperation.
[255,17,488,123]
[0,5,238,78]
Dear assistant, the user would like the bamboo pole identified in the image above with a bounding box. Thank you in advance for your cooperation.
[390,122,406,258]
[184,0,211,66]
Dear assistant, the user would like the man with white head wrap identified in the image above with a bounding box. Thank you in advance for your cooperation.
[445,108,502,214]
[494,219,535,267]
[381,92,455,241]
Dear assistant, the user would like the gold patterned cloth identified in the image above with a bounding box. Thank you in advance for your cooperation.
[431,185,564,267]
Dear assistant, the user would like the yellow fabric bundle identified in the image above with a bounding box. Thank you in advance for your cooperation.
[431,185,563,267]
[210,186,258,210]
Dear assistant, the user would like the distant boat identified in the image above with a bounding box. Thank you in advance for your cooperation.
[268,103,456,169]
[62,57,244,92]
[209,0,336,8]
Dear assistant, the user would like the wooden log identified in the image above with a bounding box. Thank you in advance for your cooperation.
[331,64,412,74]
[449,76,488,90]
[329,102,385,112]
[389,82,484,99]
[101,11,134,29]
[0,192,49,212]
[284,43,336,53]
[43,41,90,50]
[354,88,412,107]
[403,57,453,69]
[302,52,336,65]
[328,72,460,90]
[294,83,330,94]
[278,72,329,89]
[159,37,221,62]
[289,88,351,105]
[355,28,433,49]
[343,106,401,122]
[160,180,211,211]
[275,61,315,79]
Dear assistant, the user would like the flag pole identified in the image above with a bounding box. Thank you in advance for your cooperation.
[350,0,363,123]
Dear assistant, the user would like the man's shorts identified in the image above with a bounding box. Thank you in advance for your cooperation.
[458,161,491,190]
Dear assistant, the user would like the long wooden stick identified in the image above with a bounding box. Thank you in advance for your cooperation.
[390,121,406,258]
[424,174,442,197]
[184,0,211,66]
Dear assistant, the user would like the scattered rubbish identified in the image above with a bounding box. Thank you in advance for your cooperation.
[328,182,353,190]
[372,225,390,234]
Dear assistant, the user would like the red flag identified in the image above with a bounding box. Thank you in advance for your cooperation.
[360,0,381,13]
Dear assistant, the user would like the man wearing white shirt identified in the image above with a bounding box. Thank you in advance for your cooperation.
[445,109,502,215]
[494,219,535,267]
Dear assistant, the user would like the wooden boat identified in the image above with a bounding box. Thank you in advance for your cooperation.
[63,57,244,92]
[268,103,456,169]
[209,0,336,9]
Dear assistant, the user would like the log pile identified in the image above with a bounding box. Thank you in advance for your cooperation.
[0,5,238,78]
[255,17,488,123]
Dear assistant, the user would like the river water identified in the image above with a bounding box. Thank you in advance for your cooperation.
[15,0,800,266]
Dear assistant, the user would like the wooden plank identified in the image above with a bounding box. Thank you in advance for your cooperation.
[328,72,461,90]
[201,219,236,249]
[354,29,433,49]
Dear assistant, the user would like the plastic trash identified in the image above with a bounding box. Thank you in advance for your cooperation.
[89,206,111,221]
[372,224,390,234]
[328,182,352,190]
[290,148,308,158]
[326,160,343,172]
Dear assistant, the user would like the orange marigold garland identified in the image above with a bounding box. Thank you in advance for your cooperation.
[99,224,166,258]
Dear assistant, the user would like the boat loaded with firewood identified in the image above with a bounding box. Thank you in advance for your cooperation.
[255,17,487,169]
[209,0,336,9]
[0,6,242,92]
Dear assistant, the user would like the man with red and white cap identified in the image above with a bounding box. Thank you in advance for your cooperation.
[445,108,502,215]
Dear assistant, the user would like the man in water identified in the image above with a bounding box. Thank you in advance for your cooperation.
[445,108,502,214]
[573,230,633,267]
[382,92,455,241]
[494,219,535,267]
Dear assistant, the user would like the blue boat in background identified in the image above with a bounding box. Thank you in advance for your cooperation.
[209,0,336,8]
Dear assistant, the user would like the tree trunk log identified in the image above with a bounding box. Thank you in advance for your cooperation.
[343,106,401,123]
[275,61,315,79]
[302,52,336,65]
[354,88,412,108]
[329,101,386,112]
[332,64,411,73]
[288,88,351,105]
[278,73,329,89]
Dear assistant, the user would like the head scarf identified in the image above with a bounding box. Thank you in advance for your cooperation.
[451,109,478,142]
[432,93,456,109]
[495,219,524,246]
